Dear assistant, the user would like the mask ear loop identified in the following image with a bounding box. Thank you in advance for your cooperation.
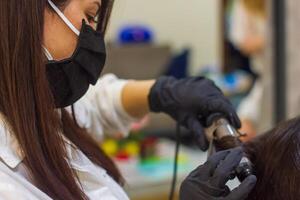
[43,46,54,60]
[47,0,80,36]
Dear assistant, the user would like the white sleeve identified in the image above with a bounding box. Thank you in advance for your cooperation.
[237,81,263,124]
[67,74,139,142]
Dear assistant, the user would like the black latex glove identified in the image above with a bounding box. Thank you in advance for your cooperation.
[180,148,257,200]
[149,76,241,150]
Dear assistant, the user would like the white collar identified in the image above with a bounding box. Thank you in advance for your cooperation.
[0,113,24,169]
[0,111,75,169]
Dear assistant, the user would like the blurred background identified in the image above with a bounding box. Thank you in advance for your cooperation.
[98,0,292,199]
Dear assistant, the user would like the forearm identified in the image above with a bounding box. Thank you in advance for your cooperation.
[121,80,155,118]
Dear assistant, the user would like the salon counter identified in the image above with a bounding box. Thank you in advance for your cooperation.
[116,140,207,200]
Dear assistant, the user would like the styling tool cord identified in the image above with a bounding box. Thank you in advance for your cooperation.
[169,123,181,200]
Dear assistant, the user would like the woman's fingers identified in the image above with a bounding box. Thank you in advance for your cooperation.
[209,148,243,188]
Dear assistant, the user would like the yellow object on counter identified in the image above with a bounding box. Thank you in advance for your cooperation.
[124,141,140,157]
[102,139,118,156]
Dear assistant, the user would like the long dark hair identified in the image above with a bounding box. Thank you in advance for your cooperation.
[243,117,300,200]
[214,118,300,199]
[215,117,300,200]
[0,1,120,200]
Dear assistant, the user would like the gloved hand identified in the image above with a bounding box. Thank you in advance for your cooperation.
[148,76,241,150]
[179,148,257,200]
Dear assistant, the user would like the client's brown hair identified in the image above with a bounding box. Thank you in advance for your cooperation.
[215,117,300,200]
[214,135,242,151]
[243,117,300,200]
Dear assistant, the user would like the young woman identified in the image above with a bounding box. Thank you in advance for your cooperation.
[0,0,252,199]
[229,0,267,140]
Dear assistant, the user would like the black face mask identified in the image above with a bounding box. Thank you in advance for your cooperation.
[46,20,106,108]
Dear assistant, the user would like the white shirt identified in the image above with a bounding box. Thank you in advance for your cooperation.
[229,0,266,123]
[0,74,137,199]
